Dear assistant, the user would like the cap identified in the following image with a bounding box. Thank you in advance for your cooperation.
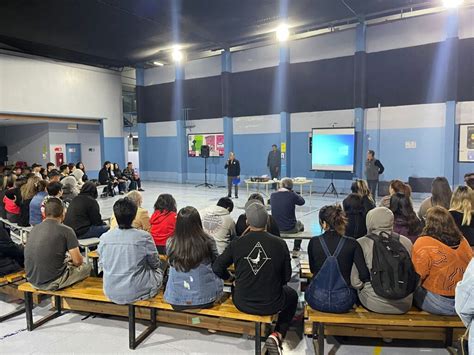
[245,200,268,229]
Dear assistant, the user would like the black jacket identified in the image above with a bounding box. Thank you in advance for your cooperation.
[225,159,240,177]
[0,226,24,276]
[212,231,291,315]
[98,168,112,185]
[64,193,104,236]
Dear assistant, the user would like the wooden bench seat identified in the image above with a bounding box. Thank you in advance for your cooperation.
[18,278,275,354]
[304,305,465,354]
[0,270,27,322]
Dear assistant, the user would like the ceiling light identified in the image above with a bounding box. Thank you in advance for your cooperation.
[276,24,290,42]
[153,61,164,66]
[171,46,184,63]
[443,0,463,8]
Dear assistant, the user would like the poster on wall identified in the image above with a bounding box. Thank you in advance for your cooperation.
[459,124,474,162]
[188,133,225,157]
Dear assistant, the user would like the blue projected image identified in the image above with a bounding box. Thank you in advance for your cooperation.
[311,129,355,172]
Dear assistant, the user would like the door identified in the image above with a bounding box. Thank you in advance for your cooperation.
[65,144,82,164]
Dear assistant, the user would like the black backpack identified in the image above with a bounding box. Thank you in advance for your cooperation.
[367,232,419,300]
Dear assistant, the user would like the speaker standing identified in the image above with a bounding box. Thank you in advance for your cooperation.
[365,150,385,197]
[267,144,281,190]
[225,152,240,199]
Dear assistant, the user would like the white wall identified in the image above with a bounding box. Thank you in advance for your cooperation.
[144,65,175,85]
[232,44,279,73]
[234,115,281,135]
[0,52,123,137]
[291,110,355,132]
[459,7,474,39]
[185,56,221,79]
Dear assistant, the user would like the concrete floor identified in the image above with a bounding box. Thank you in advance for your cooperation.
[0,181,450,354]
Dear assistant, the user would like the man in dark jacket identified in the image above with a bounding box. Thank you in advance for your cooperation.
[123,162,144,191]
[213,201,297,354]
[99,161,117,197]
[365,150,385,197]
[63,182,109,239]
[267,144,281,190]
[224,152,240,199]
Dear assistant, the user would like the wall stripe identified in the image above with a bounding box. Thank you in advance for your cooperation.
[233,115,280,135]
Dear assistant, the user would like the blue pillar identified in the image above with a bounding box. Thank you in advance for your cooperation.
[354,22,367,178]
[279,44,291,178]
[445,101,456,183]
[222,50,234,158]
[136,67,146,177]
[175,65,187,183]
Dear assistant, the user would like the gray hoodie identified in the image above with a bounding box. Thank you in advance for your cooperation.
[201,205,236,254]
[351,207,414,314]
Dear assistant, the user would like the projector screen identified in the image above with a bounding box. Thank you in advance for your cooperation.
[311,128,355,172]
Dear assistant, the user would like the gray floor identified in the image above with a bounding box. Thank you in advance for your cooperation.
[0,182,449,354]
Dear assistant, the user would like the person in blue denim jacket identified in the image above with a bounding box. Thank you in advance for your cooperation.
[456,258,474,351]
[165,206,224,310]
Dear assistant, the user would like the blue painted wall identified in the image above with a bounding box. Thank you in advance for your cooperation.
[103,137,125,168]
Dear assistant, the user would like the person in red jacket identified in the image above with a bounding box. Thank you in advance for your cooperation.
[150,194,177,254]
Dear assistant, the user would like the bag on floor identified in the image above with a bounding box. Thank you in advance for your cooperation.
[367,232,419,300]
[304,237,355,313]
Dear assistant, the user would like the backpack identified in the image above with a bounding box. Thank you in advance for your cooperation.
[367,232,419,300]
[305,237,355,313]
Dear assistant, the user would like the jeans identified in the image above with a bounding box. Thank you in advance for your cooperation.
[227,176,238,197]
[306,284,357,314]
[367,180,379,197]
[282,220,304,251]
[78,225,110,239]
[414,287,457,316]
[275,286,298,338]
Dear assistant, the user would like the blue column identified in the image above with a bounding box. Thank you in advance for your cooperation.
[222,50,234,158]
[354,22,367,178]
[175,64,187,183]
[445,101,456,183]
[279,44,291,178]
[136,67,146,177]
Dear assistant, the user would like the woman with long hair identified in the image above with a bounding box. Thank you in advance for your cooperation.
[379,180,411,208]
[413,206,473,315]
[449,186,474,246]
[389,193,422,243]
[150,194,178,254]
[75,162,88,182]
[351,179,375,212]
[18,176,44,226]
[418,177,452,220]
[305,205,369,313]
[165,206,223,310]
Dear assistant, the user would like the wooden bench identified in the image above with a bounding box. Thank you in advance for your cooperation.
[0,271,27,322]
[304,305,465,354]
[18,278,275,354]
[88,251,168,276]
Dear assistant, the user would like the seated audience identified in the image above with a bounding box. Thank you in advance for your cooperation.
[343,193,368,239]
[59,164,70,179]
[123,162,144,191]
[455,258,474,351]
[418,177,452,220]
[351,207,417,314]
[449,186,474,246]
[48,169,61,183]
[64,182,109,239]
[0,175,10,219]
[201,197,236,254]
[4,177,26,223]
[31,163,42,179]
[98,198,163,304]
[389,192,422,243]
[270,178,305,253]
[165,206,223,310]
[99,161,123,196]
[0,226,24,276]
[18,176,45,226]
[351,179,376,212]
[110,190,150,231]
[41,182,64,220]
[379,180,411,208]
[213,200,297,354]
[235,193,280,237]
[465,173,474,190]
[76,162,88,182]
[29,179,48,225]
[305,205,369,313]
[70,164,84,187]
[412,206,473,315]
[112,163,127,193]
[24,198,91,290]
[60,169,80,203]
[150,194,177,254]
[46,162,56,174]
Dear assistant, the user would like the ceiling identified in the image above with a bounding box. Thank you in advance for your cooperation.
[0,0,443,69]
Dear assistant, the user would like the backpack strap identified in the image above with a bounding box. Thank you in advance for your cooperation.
[318,236,346,258]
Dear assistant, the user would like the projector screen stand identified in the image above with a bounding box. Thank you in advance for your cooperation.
[322,172,339,198]
[195,157,213,188]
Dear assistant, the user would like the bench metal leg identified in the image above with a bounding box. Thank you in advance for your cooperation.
[25,292,63,331]
[128,305,157,350]
[255,322,261,355]
[0,305,25,322]
[445,327,454,348]
[312,322,325,355]
[92,258,99,277]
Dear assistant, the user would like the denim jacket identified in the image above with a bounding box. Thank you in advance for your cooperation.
[456,259,474,350]
[164,237,224,306]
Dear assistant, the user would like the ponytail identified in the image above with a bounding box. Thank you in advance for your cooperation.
[319,204,347,236]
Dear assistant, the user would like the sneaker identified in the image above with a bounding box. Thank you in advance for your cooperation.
[119,191,125,195]
[138,188,145,192]
[291,250,300,259]
[265,333,282,355]
[227,195,231,198]
[234,196,238,199]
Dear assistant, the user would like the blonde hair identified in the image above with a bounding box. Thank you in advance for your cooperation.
[126,190,143,208]
[351,179,374,203]
[449,186,474,226]
[21,176,42,200]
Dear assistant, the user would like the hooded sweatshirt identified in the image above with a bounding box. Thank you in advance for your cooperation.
[351,207,414,314]
[150,210,177,247]
[201,205,236,254]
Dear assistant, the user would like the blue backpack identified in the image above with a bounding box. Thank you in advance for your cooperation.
[305,237,356,313]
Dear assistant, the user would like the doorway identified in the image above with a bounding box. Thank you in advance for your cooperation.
[65,143,82,164]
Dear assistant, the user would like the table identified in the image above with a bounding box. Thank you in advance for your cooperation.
[285,179,313,197]
[244,179,275,196]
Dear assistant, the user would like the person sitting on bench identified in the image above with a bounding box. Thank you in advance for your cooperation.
[29,179,48,225]
[150,194,177,255]
[24,198,91,291]
[110,190,150,232]
[270,178,305,253]
[64,182,109,239]
[201,197,236,254]
[99,197,163,304]
[213,200,297,355]
[99,161,119,197]
[123,162,144,192]
[412,206,473,316]
[0,225,24,276]
[235,193,280,237]
[165,206,223,310]
[4,177,26,223]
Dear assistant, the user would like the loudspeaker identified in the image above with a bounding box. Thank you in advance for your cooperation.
[0,146,8,163]
[200,145,210,158]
